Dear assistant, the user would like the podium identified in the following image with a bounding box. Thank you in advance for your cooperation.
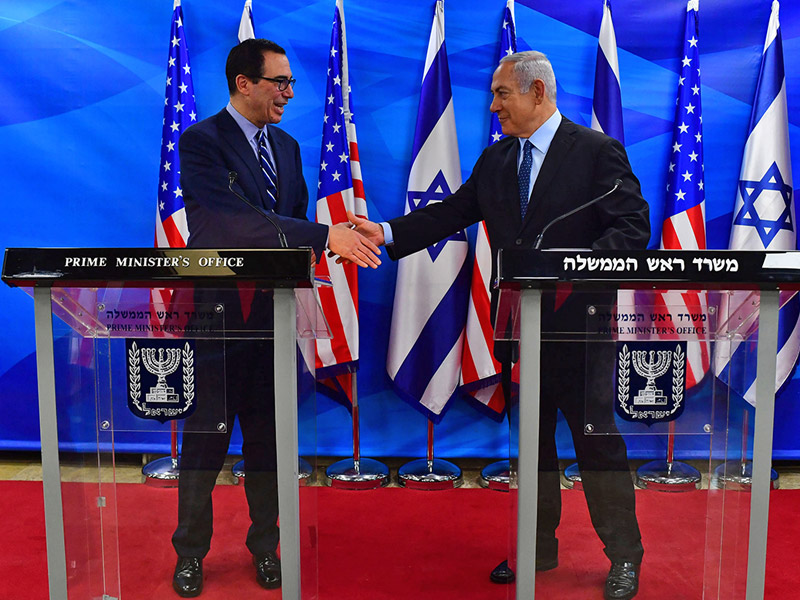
[495,248,797,600]
[2,247,329,600]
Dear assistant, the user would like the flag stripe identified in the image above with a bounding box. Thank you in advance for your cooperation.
[393,259,471,401]
[750,32,783,133]
[591,0,624,144]
[410,45,453,163]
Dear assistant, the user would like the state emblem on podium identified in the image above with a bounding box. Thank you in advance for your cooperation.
[615,342,687,425]
[126,339,196,422]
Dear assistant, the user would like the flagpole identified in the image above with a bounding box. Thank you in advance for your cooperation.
[713,405,778,490]
[326,373,389,489]
[398,420,462,490]
[142,421,181,487]
[634,420,701,491]
[143,0,194,487]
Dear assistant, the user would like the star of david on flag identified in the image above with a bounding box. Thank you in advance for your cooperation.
[733,162,793,247]
[407,171,466,262]
[387,0,470,420]
[714,0,800,404]
[459,0,517,416]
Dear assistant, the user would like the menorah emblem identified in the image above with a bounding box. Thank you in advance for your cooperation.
[127,340,195,423]
[616,343,686,426]
[142,347,181,403]
[631,349,671,406]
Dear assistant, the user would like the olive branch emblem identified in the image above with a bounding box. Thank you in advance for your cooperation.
[182,343,195,408]
[128,341,142,410]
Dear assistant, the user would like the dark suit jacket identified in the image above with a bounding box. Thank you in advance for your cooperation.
[180,108,327,256]
[386,116,651,336]
[388,116,649,259]
[178,108,327,331]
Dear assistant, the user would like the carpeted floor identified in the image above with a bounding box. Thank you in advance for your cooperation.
[1,481,799,599]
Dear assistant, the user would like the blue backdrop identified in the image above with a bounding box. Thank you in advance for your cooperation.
[1,0,799,460]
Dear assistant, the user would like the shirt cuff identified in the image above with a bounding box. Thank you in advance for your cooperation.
[380,222,394,246]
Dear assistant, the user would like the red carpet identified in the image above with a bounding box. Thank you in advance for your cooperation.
[2,481,799,599]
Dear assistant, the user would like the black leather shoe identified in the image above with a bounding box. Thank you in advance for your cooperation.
[490,560,515,584]
[254,551,282,589]
[173,557,203,598]
[489,554,558,584]
[604,561,640,600]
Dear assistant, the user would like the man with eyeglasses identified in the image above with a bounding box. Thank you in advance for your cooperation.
[171,39,380,597]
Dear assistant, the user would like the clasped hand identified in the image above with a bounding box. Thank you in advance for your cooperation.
[326,211,386,267]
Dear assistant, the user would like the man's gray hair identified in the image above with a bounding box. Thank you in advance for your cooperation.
[499,51,557,103]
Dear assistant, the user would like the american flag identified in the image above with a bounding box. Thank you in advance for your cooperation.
[153,0,197,319]
[657,0,709,389]
[155,0,196,250]
[460,0,517,414]
[314,0,368,401]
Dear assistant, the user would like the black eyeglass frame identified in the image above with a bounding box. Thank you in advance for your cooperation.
[253,76,297,91]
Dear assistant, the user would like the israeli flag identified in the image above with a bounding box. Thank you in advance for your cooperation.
[714,0,799,404]
[590,0,624,143]
[386,0,470,420]
[238,0,255,42]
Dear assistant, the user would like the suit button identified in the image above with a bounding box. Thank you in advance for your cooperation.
[515,239,523,245]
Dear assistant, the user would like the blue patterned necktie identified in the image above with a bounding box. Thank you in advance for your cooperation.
[257,130,278,209]
[518,140,533,219]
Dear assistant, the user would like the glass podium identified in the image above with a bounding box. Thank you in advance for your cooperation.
[2,247,327,600]
[495,248,795,600]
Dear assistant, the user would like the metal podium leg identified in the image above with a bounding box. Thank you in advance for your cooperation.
[33,287,68,600]
[274,289,301,600]
[745,290,779,600]
[517,289,542,600]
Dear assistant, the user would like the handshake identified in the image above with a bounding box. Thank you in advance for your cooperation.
[326,210,386,268]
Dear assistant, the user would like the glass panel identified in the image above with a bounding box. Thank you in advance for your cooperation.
[495,287,521,341]
[584,289,718,436]
[297,287,333,341]
[297,335,318,599]
[52,315,119,600]
[703,290,765,599]
[48,284,321,599]
[503,286,770,599]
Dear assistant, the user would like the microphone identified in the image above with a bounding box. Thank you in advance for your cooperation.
[227,171,288,249]
[533,178,623,250]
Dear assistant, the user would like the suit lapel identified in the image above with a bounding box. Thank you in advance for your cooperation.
[523,117,576,229]
[216,109,269,208]
[499,138,523,230]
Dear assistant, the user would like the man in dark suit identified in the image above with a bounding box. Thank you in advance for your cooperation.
[171,39,380,597]
[347,51,649,600]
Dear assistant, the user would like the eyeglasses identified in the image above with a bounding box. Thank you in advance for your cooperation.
[254,76,296,91]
